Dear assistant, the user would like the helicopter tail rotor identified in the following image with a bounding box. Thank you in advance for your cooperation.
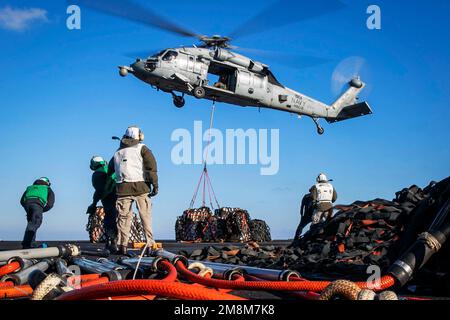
[331,56,368,95]
[326,76,372,123]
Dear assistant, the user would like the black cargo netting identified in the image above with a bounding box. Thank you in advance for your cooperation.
[86,207,107,243]
[249,219,272,242]
[86,206,146,244]
[129,214,147,243]
[289,181,448,277]
[288,177,449,285]
[175,207,271,243]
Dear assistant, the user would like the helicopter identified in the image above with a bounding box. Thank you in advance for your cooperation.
[77,0,372,135]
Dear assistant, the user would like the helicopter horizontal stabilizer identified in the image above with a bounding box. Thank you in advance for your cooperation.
[326,101,372,123]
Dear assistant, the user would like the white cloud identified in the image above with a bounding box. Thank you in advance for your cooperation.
[0,6,48,31]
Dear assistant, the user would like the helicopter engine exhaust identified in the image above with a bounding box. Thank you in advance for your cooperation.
[214,49,265,72]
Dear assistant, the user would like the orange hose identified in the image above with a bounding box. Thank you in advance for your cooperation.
[81,277,109,287]
[67,274,102,287]
[176,262,395,292]
[79,274,102,282]
[0,282,14,289]
[0,275,110,299]
[0,261,21,277]
[0,285,33,299]
[57,280,246,300]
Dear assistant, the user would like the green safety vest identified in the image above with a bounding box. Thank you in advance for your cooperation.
[95,164,117,199]
[23,185,49,207]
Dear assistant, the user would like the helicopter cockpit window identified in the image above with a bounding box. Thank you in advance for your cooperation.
[151,50,166,58]
[162,51,178,61]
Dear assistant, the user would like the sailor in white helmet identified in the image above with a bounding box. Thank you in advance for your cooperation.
[108,126,159,255]
[311,173,337,225]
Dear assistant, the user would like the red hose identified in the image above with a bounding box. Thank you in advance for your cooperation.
[57,280,246,300]
[176,262,395,292]
[403,296,432,301]
[158,260,178,282]
[243,274,320,300]
[0,261,21,277]
[232,275,245,282]
[97,295,156,300]
[0,285,33,299]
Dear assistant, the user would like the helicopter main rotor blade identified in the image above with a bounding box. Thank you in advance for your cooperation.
[228,0,346,40]
[124,49,163,59]
[73,0,200,38]
[232,46,332,69]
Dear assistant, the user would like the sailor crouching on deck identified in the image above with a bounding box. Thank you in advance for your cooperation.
[20,177,55,249]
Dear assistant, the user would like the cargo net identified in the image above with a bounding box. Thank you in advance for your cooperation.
[290,178,450,279]
[86,206,146,244]
[175,207,271,243]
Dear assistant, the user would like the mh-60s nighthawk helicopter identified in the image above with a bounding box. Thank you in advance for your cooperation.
[79,0,372,135]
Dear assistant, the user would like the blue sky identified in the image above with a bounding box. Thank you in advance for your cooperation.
[0,0,449,241]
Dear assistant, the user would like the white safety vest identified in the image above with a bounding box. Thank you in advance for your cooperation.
[113,143,145,183]
[315,182,334,203]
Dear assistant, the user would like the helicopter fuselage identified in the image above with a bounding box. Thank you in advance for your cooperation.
[120,46,371,134]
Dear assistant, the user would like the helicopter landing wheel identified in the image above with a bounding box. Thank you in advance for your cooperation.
[317,127,325,135]
[312,117,325,135]
[173,96,185,108]
[193,86,206,99]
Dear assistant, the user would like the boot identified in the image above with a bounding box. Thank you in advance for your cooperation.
[117,245,128,256]
[105,239,118,254]
[21,230,35,249]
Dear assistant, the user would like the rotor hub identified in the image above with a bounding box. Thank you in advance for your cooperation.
[199,35,231,48]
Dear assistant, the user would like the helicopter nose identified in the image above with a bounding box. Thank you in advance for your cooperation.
[131,59,147,73]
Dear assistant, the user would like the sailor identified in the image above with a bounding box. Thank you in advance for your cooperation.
[109,126,159,255]
[214,74,228,90]
[294,188,314,239]
[20,177,55,249]
[311,173,337,225]
[87,156,119,252]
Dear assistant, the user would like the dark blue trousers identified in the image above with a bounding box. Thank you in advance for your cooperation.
[22,202,44,249]
[101,193,118,241]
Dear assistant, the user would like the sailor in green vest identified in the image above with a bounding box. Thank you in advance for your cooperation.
[87,156,118,252]
[20,177,55,249]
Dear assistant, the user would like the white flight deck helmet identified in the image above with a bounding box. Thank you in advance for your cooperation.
[316,173,328,183]
[38,177,51,186]
[125,126,144,141]
[90,156,106,171]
